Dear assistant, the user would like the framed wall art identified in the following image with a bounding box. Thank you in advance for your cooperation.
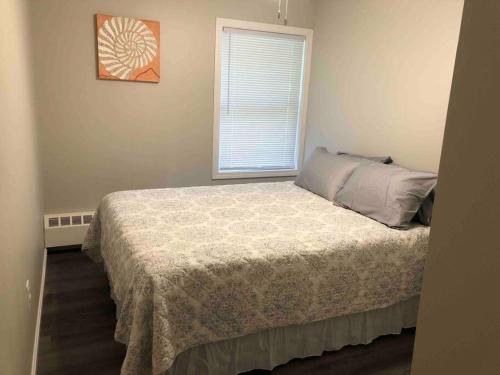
[96,14,160,83]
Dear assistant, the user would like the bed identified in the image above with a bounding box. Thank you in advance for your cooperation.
[82,181,429,375]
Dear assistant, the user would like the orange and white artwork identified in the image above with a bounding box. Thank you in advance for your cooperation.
[96,14,160,83]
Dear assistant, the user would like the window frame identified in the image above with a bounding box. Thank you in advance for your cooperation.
[212,18,314,180]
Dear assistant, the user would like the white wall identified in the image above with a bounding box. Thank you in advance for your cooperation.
[0,0,44,374]
[306,0,464,172]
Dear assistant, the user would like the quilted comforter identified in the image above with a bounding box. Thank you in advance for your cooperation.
[82,181,429,374]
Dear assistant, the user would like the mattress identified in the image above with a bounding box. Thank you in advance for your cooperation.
[82,181,430,375]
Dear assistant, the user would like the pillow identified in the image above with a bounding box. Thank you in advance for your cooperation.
[295,147,361,201]
[337,152,393,164]
[414,188,435,226]
[334,163,437,228]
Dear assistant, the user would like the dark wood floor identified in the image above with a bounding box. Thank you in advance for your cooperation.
[38,250,415,375]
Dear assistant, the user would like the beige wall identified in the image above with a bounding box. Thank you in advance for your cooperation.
[306,0,463,172]
[0,0,44,374]
[30,0,315,214]
[32,0,463,212]
[412,1,500,374]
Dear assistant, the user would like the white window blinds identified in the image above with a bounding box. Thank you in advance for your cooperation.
[217,27,307,173]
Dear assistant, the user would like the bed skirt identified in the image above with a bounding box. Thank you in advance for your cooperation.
[165,296,419,375]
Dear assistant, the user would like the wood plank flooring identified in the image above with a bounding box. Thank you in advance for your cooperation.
[37,250,415,375]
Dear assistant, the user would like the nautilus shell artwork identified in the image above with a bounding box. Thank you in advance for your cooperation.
[96,14,160,82]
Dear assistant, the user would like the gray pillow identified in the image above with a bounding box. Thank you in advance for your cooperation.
[335,163,437,228]
[295,147,361,201]
[337,152,393,164]
[414,188,435,226]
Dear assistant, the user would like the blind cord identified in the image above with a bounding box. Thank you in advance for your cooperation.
[227,31,231,114]
[284,0,289,26]
[278,0,289,25]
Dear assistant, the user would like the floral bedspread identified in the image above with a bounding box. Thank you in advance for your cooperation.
[82,182,429,374]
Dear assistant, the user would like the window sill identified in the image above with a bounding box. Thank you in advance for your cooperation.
[212,169,300,180]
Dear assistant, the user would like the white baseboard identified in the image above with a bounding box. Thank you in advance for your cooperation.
[31,248,47,375]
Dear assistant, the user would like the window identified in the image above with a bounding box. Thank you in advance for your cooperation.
[213,19,313,179]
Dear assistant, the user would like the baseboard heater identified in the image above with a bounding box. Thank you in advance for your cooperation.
[44,211,95,248]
